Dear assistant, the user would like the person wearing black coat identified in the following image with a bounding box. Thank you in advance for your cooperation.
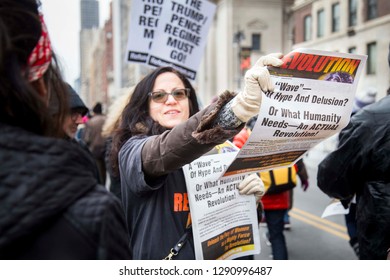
[0,125,130,259]
[318,45,390,260]
[317,94,390,259]
[0,0,131,259]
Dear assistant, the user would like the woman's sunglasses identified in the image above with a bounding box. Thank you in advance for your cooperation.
[148,88,190,103]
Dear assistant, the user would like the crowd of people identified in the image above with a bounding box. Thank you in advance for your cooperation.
[0,0,389,260]
[0,0,268,260]
[0,0,130,259]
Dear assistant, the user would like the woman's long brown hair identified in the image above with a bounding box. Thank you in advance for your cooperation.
[110,67,200,176]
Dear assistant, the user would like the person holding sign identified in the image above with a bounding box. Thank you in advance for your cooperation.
[110,53,283,259]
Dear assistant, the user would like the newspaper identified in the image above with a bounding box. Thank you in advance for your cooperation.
[182,142,260,260]
[182,48,366,260]
[321,199,349,218]
[224,48,367,176]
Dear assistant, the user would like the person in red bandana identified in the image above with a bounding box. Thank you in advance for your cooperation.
[0,0,131,259]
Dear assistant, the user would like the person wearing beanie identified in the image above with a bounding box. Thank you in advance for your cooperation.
[83,102,108,185]
[62,84,89,139]
[60,83,104,185]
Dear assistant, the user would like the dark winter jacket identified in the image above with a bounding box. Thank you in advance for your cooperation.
[0,123,131,259]
[119,91,244,259]
[317,95,390,259]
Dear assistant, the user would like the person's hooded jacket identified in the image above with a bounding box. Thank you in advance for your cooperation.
[0,123,131,259]
[67,84,89,116]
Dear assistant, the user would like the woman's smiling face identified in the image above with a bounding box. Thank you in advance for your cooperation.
[148,72,190,129]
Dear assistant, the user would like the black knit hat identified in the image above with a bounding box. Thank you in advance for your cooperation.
[67,84,89,116]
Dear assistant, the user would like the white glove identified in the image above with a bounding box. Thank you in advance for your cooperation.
[231,53,284,122]
[238,173,265,203]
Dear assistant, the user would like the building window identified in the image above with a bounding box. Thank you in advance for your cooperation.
[367,42,377,74]
[332,3,340,32]
[348,0,357,27]
[348,47,356,54]
[317,9,325,38]
[252,34,261,51]
[304,15,312,41]
[367,0,378,20]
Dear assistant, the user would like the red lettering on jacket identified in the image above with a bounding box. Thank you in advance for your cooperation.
[174,193,189,212]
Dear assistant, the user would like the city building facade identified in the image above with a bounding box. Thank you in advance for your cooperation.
[79,0,390,109]
[80,0,100,106]
[291,0,390,100]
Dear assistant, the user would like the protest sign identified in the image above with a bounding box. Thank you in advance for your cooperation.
[126,0,164,64]
[223,49,367,176]
[182,142,260,260]
[147,0,216,80]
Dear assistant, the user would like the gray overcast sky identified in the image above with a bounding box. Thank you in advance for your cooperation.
[40,0,111,85]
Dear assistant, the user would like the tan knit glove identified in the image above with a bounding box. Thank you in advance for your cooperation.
[238,173,266,203]
[231,53,283,122]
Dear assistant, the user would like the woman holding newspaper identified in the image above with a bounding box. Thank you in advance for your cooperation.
[110,53,283,259]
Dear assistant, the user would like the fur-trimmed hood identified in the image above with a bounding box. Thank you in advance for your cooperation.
[192,90,240,144]
[102,86,135,137]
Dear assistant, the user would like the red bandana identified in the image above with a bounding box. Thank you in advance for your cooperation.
[27,14,52,82]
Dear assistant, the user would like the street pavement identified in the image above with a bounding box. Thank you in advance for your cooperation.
[254,136,358,260]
